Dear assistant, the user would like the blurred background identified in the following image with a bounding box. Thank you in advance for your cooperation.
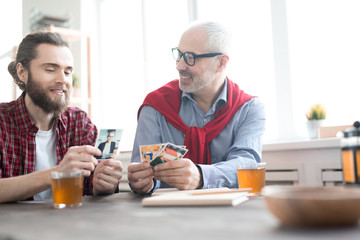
[1,0,360,151]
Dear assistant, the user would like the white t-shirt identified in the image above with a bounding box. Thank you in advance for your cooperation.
[33,127,57,200]
[103,142,111,155]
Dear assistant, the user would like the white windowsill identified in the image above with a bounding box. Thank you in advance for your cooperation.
[263,137,341,152]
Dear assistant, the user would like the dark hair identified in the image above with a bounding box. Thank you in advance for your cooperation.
[107,129,115,137]
[8,31,70,91]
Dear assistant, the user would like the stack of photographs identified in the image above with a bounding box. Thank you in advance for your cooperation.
[139,143,188,167]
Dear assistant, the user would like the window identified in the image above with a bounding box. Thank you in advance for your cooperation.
[0,0,22,102]
[197,0,277,141]
[287,0,360,136]
[97,0,188,150]
[97,0,360,150]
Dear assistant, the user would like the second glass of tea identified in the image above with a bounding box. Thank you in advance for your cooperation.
[237,162,266,196]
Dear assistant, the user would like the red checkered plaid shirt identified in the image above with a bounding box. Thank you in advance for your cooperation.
[0,93,98,197]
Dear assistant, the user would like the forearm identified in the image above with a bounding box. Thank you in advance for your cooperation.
[0,169,52,203]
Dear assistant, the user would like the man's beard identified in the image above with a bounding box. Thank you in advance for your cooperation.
[179,63,216,93]
[25,72,70,116]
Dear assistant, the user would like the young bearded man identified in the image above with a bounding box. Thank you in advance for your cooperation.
[128,21,266,194]
[0,32,122,203]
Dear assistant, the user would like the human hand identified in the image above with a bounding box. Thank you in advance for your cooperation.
[93,159,123,195]
[127,162,154,195]
[55,145,101,177]
[153,158,203,190]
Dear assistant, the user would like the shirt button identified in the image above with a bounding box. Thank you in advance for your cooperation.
[203,119,207,123]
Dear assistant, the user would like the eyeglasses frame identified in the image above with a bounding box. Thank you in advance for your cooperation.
[172,47,223,66]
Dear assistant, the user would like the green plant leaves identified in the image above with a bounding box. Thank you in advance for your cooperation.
[306,104,326,120]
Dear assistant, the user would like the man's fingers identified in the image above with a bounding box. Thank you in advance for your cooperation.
[82,169,92,177]
[128,162,151,172]
[101,159,123,171]
[128,167,153,182]
[70,145,102,156]
[101,166,123,179]
[67,161,97,172]
[154,168,183,178]
[130,177,153,193]
[66,149,99,166]
[96,169,122,185]
[153,158,186,171]
[96,179,114,190]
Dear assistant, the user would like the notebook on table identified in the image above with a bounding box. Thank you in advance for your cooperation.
[141,187,249,207]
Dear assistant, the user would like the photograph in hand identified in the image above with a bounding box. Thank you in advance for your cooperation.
[140,142,188,167]
[95,129,123,159]
[139,144,164,163]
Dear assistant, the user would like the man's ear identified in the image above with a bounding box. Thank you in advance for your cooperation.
[16,62,28,83]
[216,54,229,72]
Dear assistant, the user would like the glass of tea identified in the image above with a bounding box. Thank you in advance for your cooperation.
[237,162,266,196]
[51,170,84,209]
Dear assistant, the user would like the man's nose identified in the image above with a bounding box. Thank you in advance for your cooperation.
[176,56,188,71]
[56,71,69,84]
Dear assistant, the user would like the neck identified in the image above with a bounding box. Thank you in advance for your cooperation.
[24,94,55,131]
[192,78,225,114]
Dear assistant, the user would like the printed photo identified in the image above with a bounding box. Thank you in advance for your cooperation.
[157,142,188,162]
[95,129,123,159]
[139,144,164,163]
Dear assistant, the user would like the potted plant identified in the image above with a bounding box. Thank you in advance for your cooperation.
[306,104,326,139]
[72,73,81,97]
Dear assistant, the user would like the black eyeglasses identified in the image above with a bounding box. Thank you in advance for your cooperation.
[172,47,223,66]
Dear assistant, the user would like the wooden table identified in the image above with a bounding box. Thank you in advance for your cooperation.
[0,192,359,240]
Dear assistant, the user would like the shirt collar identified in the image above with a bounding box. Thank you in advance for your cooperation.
[16,92,38,134]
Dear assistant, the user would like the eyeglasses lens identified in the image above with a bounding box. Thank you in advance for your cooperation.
[184,53,195,66]
[172,48,195,66]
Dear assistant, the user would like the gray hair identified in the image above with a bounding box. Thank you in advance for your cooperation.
[188,20,232,55]
[8,31,70,91]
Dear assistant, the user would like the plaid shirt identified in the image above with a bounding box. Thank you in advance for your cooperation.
[0,93,98,197]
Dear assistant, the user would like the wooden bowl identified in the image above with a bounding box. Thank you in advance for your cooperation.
[262,185,360,227]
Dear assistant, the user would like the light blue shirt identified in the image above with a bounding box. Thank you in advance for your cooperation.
[131,80,266,190]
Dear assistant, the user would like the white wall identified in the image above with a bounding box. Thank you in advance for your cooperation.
[0,0,22,102]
